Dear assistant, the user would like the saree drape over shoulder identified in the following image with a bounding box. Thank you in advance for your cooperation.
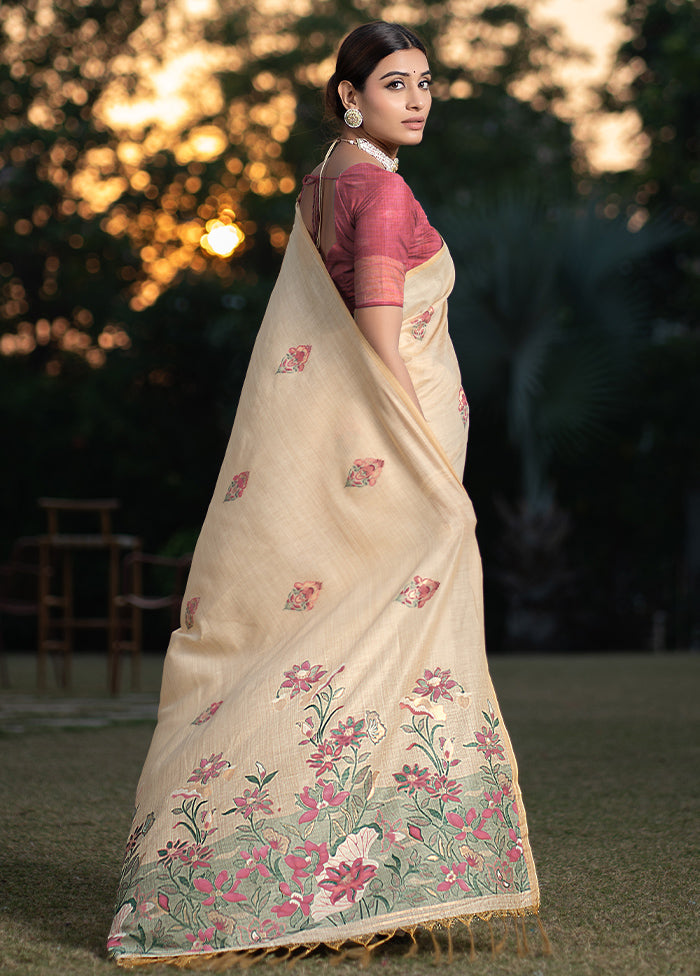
[109,208,540,966]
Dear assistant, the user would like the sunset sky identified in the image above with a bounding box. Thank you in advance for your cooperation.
[536,0,645,171]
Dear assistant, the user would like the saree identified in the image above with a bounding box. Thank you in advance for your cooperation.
[108,208,541,966]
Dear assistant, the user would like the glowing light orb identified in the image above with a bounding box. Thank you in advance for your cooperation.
[200,218,245,258]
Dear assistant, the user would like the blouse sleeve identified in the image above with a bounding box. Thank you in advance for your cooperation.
[351,172,416,309]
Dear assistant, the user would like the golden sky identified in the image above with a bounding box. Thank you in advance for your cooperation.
[536,0,646,171]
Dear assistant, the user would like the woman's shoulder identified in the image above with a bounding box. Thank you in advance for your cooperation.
[335,164,415,212]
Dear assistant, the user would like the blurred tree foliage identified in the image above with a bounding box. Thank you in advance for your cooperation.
[1,0,695,650]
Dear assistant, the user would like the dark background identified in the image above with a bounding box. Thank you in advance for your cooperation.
[1,0,698,653]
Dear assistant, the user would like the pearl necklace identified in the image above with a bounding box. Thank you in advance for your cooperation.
[341,137,398,173]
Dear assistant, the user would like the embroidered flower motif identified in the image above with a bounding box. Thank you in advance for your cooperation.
[184,926,217,951]
[437,862,470,893]
[157,839,190,866]
[192,701,223,726]
[345,458,385,487]
[271,885,315,918]
[194,870,247,907]
[307,738,342,777]
[330,715,367,748]
[184,597,200,630]
[489,861,515,891]
[262,827,290,854]
[229,787,274,819]
[224,471,249,501]
[409,305,434,341]
[459,843,486,872]
[297,780,349,823]
[276,344,311,373]
[246,918,285,943]
[107,903,133,949]
[311,828,379,920]
[188,753,230,785]
[393,763,431,795]
[284,841,329,886]
[185,844,214,869]
[236,846,272,880]
[506,827,524,862]
[279,661,328,699]
[474,725,506,760]
[395,576,439,609]
[458,386,469,428]
[364,709,387,744]
[425,774,463,803]
[284,581,323,612]
[413,667,459,702]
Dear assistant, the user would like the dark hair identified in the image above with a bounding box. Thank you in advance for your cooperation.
[324,22,428,124]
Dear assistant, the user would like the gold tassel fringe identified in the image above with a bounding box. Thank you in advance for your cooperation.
[114,906,550,969]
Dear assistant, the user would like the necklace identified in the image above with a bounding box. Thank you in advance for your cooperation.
[340,137,398,173]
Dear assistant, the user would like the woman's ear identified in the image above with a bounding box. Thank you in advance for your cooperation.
[337,80,358,111]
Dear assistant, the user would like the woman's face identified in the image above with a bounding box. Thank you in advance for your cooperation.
[339,47,432,153]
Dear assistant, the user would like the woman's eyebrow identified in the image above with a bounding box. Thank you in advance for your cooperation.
[378,69,432,80]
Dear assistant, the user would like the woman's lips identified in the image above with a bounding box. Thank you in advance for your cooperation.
[402,119,425,130]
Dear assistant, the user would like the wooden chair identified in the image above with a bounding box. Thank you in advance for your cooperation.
[37,498,141,690]
[111,551,192,695]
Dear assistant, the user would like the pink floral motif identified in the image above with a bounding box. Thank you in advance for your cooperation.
[284,581,323,612]
[437,861,470,893]
[393,763,431,795]
[236,846,272,880]
[192,701,223,726]
[458,386,469,428]
[194,870,247,906]
[245,918,285,943]
[224,471,249,501]
[311,828,379,920]
[276,344,312,373]
[107,903,133,949]
[395,575,440,609]
[188,753,230,785]
[229,787,274,819]
[482,790,506,823]
[475,726,506,760]
[298,781,349,823]
[409,305,434,340]
[345,458,385,488]
[413,666,459,702]
[271,885,314,918]
[307,738,342,777]
[157,839,190,866]
[374,810,406,852]
[185,844,214,869]
[425,774,462,803]
[279,661,327,699]
[330,715,366,748]
[284,840,329,886]
[184,596,200,630]
[184,926,216,951]
[506,827,524,862]
[489,861,514,891]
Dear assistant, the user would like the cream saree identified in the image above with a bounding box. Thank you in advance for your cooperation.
[108,208,541,966]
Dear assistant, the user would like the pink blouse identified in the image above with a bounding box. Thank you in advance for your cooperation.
[300,163,442,313]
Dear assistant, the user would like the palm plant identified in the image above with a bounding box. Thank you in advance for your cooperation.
[441,193,674,648]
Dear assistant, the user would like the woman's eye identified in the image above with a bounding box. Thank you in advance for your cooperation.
[419,79,432,90]
[386,80,404,90]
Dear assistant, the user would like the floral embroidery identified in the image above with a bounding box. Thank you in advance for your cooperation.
[409,305,434,341]
[413,667,461,702]
[458,386,469,428]
[224,471,249,501]
[395,575,440,608]
[111,666,532,959]
[188,753,231,785]
[276,344,311,373]
[184,597,200,630]
[284,581,323,612]
[192,701,223,726]
[278,661,328,699]
[345,458,385,488]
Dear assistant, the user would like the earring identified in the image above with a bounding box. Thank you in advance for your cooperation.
[343,107,363,128]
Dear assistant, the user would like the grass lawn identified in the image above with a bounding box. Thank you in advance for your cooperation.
[0,652,698,976]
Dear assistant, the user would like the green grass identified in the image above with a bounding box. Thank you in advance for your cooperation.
[0,653,698,976]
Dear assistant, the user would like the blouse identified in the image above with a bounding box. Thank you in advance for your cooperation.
[300,163,442,312]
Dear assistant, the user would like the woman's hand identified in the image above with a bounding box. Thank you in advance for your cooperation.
[354,305,424,417]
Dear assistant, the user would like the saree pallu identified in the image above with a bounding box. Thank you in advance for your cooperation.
[109,209,540,966]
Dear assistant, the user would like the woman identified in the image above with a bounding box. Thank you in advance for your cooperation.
[108,22,543,965]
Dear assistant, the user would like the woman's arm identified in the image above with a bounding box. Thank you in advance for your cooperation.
[354,304,424,416]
